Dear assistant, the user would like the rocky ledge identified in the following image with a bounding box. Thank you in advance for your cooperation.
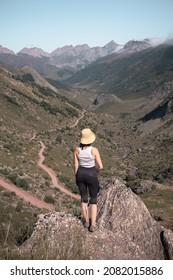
[20,177,173,259]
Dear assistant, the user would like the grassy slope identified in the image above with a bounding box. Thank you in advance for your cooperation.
[66,45,173,99]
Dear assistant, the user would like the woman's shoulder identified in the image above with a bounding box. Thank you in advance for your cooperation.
[91,146,98,150]
[74,146,80,153]
[91,146,99,154]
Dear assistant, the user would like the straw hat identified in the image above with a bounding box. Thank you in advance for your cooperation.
[80,128,96,144]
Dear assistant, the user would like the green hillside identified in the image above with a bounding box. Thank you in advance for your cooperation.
[0,64,83,203]
[66,45,173,100]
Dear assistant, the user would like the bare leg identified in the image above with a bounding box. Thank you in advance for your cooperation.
[91,204,97,226]
[81,202,89,223]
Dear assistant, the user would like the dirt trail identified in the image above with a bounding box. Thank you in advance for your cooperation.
[38,141,80,200]
[36,107,85,200]
[0,176,53,211]
[0,140,80,211]
[70,109,86,128]
[0,108,83,209]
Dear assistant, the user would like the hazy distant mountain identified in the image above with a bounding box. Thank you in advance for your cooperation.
[18,47,50,57]
[122,40,151,53]
[51,44,90,57]
[49,41,123,70]
[0,45,15,55]
[0,40,123,75]
[0,36,172,77]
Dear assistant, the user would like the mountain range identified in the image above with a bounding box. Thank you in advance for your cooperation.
[0,36,172,73]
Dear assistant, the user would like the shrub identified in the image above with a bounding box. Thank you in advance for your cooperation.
[44,196,56,204]
[4,95,19,106]
[7,173,18,184]
[16,178,30,190]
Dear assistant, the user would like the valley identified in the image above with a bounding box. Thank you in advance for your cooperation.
[0,42,173,259]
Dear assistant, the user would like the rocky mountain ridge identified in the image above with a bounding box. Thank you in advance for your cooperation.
[19,65,58,93]
[19,47,50,58]
[48,41,123,70]
[0,40,122,71]
[20,177,173,260]
[0,45,15,55]
[1,36,172,71]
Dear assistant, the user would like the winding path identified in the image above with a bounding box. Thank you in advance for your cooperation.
[0,176,53,211]
[36,107,86,200]
[37,141,80,200]
[0,107,84,209]
[70,109,86,128]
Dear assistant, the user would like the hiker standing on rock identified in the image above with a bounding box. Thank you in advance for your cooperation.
[73,128,103,232]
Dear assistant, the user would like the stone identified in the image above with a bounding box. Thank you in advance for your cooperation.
[20,177,173,260]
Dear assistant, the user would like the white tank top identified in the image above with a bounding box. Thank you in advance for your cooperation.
[78,146,95,168]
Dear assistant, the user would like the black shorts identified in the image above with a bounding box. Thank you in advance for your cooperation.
[76,166,99,203]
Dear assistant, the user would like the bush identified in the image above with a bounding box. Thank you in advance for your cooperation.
[154,165,173,183]
[4,95,19,107]
[16,178,30,190]
[7,173,18,184]
[44,196,56,204]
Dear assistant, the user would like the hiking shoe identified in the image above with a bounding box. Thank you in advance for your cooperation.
[89,225,97,232]
[83,221,89,228]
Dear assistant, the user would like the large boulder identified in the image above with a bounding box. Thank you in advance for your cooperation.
[19,177,173,259]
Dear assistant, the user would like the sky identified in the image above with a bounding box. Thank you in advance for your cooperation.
[1,0,173,53]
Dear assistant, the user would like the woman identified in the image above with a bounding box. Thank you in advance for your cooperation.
[74,128,103,232]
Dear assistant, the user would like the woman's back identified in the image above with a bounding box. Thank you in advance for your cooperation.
[78,146,95,168]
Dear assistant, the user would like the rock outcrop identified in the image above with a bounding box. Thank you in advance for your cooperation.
[20,177,173,259]
[161,229,173,259]
[92,94,124,110]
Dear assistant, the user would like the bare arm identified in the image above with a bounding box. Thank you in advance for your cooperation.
[73,147,79,174]
[92,147,103,170]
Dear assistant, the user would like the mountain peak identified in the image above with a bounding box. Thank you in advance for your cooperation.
[0,45,15,55]
[18,47,50,57]
[51,44,90,57]
[105,40,118,46]
[104,40,124,53]
[50,45,74,56]
[124,40,151,52]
